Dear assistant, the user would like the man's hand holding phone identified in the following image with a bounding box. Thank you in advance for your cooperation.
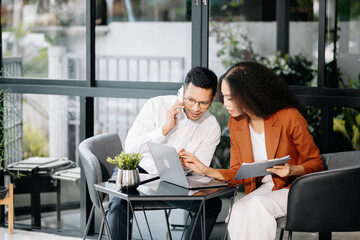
[162,99,184,136]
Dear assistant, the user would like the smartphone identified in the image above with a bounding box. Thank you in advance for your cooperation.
[177,87,184,118]
[177,86,184,103]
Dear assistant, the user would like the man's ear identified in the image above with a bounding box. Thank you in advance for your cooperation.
[211,94,217,103]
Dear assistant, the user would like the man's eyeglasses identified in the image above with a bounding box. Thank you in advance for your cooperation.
[183,97,211,109]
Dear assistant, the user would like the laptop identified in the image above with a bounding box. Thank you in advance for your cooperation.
[147,142,228,189]
[137,179,191,196]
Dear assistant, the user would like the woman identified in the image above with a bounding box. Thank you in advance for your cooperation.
[179,62,324,240]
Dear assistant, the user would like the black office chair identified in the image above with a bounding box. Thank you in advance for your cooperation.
[79,133,173,240]
[277,151,360,240]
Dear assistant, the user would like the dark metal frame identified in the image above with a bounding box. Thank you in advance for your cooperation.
[0,5,4,224]
[0,0,359,235]
[276,0,290,54]
[94,181,238,240]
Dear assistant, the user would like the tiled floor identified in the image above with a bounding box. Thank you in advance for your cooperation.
[1,208,360,239]
[1,224,360,240]
[0,227,80,240]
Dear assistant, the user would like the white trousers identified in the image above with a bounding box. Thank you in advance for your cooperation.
[227,180,289,240]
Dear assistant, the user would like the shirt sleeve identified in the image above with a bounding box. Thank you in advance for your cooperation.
[192,122,221,167]
[124,98,166,154]
[289,110,324,174]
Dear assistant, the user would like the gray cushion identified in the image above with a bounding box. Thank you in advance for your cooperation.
[322,151,360,170]
[79,133,122,208]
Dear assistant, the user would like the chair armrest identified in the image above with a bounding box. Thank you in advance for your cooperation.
[285,165,360,232]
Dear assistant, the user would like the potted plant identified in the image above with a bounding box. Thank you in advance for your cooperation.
[107,152,143,190]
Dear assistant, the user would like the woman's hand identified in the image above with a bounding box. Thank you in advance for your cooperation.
[178,149,226,181]
[266,164,305,177]
[178,150,208,175]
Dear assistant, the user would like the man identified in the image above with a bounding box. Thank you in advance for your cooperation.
[107,67,222,239]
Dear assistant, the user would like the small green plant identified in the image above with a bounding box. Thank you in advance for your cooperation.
[0,86,23,177]
[107,152,143,170]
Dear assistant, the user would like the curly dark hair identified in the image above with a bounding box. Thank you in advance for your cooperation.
[218,62,303,118]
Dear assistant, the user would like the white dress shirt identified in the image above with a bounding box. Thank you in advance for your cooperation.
[125,95,221,174]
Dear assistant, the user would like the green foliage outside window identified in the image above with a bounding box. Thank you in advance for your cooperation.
[22,122,49,158]
[210,22,317,87]
[210,21,360,154]
[333,108,360,151]
[23,48,48,78]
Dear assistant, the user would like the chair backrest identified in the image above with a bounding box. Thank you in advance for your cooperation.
[286,151,360,232]
[321,150,360,170]
[79,133,122,208]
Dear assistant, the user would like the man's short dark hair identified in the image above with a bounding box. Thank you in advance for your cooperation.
[184,67,218,96]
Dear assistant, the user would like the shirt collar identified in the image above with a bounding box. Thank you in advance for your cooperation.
[181,110,209,124]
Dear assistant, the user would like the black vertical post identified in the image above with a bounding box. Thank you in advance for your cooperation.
[191,0,210,68]
[318,0,331,153]
[192,0,202,67]
[318,0,326,91]
[332,0,338,61]
[319,231,332,240]
[0,10,5,224]
[320,107,332,154]
[80,0,96,236]
[276,0,289,55]
[0,96,4,224]
[201,1,209,68]
[80,97,94,235]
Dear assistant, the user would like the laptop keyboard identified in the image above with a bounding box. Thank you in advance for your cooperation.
[187,176,228,189]
[187,178,209,188]
[187,175,212,183]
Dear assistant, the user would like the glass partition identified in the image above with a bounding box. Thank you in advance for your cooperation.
[94,97,147,142]
[325,0,360,88]
[209,0,320,87]
[3,93,80,231]
[209,0,277,77]
[287,0,318,86]
[22,94,80,163]
[2,92,80,166]
[1,1,86,80]
[95,0,191,82]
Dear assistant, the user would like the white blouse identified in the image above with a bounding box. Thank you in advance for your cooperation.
[249,124,273,184]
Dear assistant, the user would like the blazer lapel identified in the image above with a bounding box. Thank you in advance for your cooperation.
[265,113,282,159]
[232,118,254,163]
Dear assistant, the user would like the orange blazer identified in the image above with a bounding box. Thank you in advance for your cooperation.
[217,108,324,194]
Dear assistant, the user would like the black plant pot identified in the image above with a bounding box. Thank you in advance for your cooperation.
[0,186,8,199]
